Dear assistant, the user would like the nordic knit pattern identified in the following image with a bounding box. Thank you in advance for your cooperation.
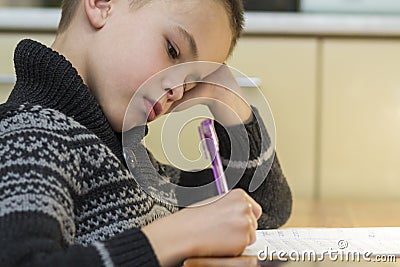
[0,39,292,266]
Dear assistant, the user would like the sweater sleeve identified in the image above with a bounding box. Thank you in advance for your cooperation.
[0,110,160,267]
[154,107,292,229]
[214,107,293,229]
[0,214,158,267]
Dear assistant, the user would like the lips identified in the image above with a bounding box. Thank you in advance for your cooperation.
[144,98,163,122]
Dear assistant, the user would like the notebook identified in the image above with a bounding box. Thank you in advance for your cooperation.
[243,227,400,260]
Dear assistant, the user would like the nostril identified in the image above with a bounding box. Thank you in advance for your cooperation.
[164,88,173,95]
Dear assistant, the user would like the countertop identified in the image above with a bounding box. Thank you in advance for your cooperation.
[1,8,400,37]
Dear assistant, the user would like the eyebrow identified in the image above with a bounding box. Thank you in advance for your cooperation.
[175,25,199,60]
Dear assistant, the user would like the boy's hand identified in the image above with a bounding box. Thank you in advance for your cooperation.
[142,189,262,267]
[166,64,253,126]
[185,188,262,256]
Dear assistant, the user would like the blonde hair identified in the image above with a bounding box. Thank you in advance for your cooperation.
[58,0,80,33]
[58,0,244,51]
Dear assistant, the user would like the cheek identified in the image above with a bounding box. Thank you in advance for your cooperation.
[86,13,176,129]
[105,44,167,99]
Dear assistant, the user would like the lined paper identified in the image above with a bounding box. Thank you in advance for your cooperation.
[243,227,400,256]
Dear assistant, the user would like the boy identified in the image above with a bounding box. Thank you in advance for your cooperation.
[0,0,292,266]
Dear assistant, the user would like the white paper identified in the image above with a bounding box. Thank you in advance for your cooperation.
[243,227,400,257]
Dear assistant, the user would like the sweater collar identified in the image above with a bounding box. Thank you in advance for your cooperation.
[9,39,147,162]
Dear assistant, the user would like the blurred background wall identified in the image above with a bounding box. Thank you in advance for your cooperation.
[0,0,59,7]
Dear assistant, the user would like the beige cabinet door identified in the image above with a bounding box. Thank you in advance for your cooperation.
[227,37,319,199]
[0,33,55,102]
[320,38,400,199]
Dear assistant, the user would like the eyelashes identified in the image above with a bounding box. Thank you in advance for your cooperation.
[167,40,179,60]
[165,39,199,92]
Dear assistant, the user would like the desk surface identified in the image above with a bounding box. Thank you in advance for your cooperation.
[184,199,400,267]
[284,198,400,228]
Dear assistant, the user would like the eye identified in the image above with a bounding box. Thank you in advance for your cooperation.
[167,40,179,60]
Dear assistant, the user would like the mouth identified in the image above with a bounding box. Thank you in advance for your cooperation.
[143,98,163,122]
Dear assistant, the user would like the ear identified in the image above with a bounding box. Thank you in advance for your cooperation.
[84,0,112,29]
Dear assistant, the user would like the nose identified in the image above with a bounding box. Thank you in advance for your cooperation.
[165,85,184,102]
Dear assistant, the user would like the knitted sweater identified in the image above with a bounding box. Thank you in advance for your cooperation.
[0,39,292,267]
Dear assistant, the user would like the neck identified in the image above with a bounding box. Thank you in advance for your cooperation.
[52,30,90,88]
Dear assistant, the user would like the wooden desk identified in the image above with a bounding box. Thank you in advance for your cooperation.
[184,199,400,267]
[285,198,400,228]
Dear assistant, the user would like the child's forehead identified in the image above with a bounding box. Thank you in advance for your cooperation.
[128,0,233,62]
[141,0,231,30]
[133,0,232,36]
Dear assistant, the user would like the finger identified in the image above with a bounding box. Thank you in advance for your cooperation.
[229,189,261,219]
[248,227,257,245]
[246,202,258,230]
[249,231,256,245]
[244,194,262,219]
[252,212,259,230]
[253,203,262,220]
[247,210,258,244]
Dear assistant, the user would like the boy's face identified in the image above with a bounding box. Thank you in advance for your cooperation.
[85,0,233,131]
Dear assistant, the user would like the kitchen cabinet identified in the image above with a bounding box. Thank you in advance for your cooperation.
[226,37,319,199]
[320,38,400,199]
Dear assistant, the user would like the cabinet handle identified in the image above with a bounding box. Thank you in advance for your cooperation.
[236,77,261,88]
[0,74,16,84]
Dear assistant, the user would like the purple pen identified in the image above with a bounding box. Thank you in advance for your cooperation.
[198,119,229,195]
